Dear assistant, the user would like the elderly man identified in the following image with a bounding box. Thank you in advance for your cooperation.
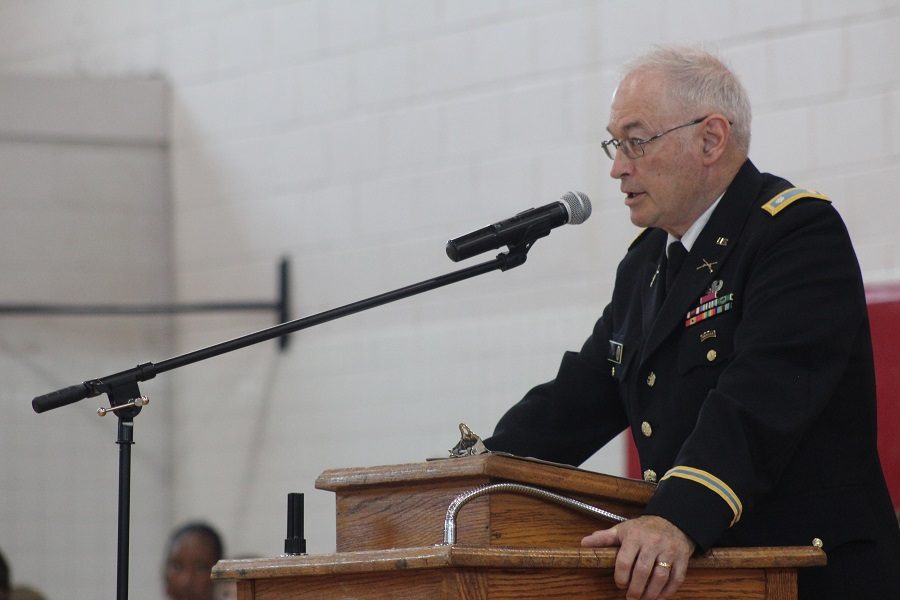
[485,46,900,599]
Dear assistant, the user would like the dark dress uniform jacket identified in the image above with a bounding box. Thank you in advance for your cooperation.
[485,160,900,598]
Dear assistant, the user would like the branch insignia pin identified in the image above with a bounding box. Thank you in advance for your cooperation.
[697,258,718,274]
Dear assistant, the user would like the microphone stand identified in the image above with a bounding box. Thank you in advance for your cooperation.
[31,244,533,600]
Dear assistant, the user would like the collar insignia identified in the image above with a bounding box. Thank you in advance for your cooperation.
[697,258,718,273]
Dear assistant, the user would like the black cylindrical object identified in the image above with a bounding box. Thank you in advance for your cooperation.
[284,492,307,555]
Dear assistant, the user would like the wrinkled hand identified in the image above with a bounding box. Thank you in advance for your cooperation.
[581,515,695,600]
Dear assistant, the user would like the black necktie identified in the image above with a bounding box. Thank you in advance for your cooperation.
[665,241,688,294]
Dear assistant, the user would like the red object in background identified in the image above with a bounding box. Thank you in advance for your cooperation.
[868,283,900,509]
[626,282,900,510]
[625,436,639,480]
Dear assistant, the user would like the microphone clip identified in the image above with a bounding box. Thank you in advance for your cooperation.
[497,240,533,271]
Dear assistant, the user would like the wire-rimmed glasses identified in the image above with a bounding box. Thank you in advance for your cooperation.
[601,116,709,160]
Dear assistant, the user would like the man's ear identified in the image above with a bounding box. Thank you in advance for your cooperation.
[700,114,730,165]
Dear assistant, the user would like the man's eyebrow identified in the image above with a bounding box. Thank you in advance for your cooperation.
[607,119,647,137]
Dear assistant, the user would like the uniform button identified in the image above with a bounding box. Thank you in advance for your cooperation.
[611,366,616,376]
[706,349,717,362]
[646,372,657,387]
[643,469,657,483]
[641,421,653,437]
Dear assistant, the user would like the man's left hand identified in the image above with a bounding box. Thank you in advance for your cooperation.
[581,515,695,600]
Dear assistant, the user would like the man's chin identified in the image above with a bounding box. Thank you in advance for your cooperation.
[628,210,651,229]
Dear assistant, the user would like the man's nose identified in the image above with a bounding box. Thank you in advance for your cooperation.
[609,148,632,179]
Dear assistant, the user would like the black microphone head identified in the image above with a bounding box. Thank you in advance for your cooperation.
[560,191,591,225]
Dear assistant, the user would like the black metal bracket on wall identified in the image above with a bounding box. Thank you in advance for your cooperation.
[0,256,292,351]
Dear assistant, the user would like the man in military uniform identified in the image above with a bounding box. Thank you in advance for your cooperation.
[484,46,900,600]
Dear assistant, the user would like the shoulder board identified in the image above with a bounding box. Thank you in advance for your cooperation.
[628,228,650,250]
[761,187,830,216]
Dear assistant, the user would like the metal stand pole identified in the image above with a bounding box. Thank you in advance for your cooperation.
[116,417,134,600]
[98,390,147,600]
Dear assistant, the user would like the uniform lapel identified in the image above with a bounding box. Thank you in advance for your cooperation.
[641,231,667,335]
[639,161,764,365]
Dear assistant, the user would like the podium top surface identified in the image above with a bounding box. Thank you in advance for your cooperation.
[212,545,826,581]
[315,454,655,504]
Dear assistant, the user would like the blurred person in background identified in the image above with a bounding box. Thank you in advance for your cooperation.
[0,549,9,600]
[163,522,224,600]
[9,586,45,600]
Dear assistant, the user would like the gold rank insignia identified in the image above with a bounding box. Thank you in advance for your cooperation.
[762,187,830,216]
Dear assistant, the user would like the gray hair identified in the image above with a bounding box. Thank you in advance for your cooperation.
[623,46,752,154]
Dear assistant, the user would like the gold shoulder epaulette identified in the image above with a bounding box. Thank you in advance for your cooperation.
[761,187,830,216]
[628,228,650,249]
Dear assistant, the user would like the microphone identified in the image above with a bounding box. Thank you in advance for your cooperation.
[446,191,591,262]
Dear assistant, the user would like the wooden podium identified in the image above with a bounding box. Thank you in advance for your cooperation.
[211,454,824,599]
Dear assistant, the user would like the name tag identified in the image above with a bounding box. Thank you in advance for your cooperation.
[607,340,623,364]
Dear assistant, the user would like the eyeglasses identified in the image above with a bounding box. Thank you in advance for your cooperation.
[601,116,709,160]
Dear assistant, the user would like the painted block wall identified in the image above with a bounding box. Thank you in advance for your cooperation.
[0,1,897,598]
[0,76,172,597]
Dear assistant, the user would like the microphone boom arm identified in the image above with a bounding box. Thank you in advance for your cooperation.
[30,236,541,600]
[32,243,533,414]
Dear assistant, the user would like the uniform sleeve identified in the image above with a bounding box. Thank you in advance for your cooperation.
[484,303,629,467]
[644,200,867,549]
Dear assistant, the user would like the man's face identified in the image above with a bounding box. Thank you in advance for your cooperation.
[606,71,706,237]
[165,532,218,600]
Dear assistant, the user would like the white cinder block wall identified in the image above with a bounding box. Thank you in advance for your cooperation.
[0,1,898,598]
[0,76,172,597]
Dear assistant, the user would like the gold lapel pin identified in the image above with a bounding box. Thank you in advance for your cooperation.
[697,258,718,273]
